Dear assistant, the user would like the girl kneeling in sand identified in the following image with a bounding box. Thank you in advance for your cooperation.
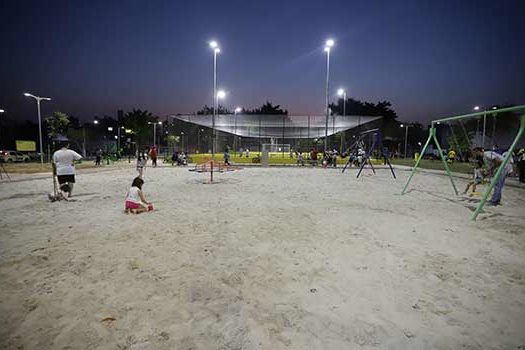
[125,177,154,214]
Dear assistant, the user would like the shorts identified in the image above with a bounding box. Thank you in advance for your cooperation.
[125,201,143,209]
[474,177,482,184]
[125,201,153,211]
[57,175,75,184]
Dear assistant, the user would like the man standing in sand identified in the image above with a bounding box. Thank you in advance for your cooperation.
[53,142,82,198]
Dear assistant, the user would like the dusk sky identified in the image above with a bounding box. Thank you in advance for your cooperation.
[1,0,524,124]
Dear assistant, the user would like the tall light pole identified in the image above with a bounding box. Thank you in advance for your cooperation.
[209,41,220,158]
[0,109,4,149]
[24,93,51,165]
[473,105,487,148]
[337,89,346,153]
[234,106,241,154]
[400,123,413,159]
[148,121,162,148]
[337,88,346,117]
[215,90,226,157]
[324,39,334,152]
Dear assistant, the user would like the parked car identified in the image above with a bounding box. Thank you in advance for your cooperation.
[0,150,30,162]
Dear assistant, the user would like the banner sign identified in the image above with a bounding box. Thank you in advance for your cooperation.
[16,140,36,151]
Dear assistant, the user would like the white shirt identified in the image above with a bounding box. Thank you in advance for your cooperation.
[126,186,144,204]
[53,149,82,175]
[483,151,512,174]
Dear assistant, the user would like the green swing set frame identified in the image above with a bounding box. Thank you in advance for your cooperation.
[401,105,525,221]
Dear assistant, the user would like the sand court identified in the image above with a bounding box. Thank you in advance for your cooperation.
[1,166,524,349]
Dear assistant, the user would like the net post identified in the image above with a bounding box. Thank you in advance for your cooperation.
[401,127,433,194]
[433,129,458,195]
[471,114,525,220]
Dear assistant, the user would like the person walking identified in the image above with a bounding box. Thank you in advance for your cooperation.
[95,148,102,166]
[149,146,158,167]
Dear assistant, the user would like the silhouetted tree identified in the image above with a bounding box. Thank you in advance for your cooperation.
[121,109,158,150]
[45,112,70,145]
[246,101,288,115]
[196,105,231,115]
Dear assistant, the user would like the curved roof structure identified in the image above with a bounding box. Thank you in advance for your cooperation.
[172,114,381,139]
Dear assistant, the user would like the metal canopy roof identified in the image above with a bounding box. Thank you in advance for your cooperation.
[172,114,381,139]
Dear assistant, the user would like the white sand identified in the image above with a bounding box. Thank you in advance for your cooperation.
[1,164,524,349]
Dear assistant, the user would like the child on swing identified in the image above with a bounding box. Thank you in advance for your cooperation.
[463,159,484,195]
[125,177,154,214]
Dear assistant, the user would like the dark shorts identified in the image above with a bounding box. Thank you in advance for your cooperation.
[57,175,75,184]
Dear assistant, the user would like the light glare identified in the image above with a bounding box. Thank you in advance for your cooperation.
[326,39,334,47]
[209,41,218,48]
[337,88,345,96]
[217,90,226,99]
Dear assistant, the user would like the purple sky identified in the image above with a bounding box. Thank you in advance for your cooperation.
[1,0,524,124]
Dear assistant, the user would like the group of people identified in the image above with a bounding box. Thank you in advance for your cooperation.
[49,141,523,213]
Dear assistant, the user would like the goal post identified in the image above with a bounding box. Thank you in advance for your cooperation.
[401,105,525,221]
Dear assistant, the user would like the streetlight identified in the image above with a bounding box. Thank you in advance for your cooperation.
[24,93,51,165]
[400,123,413,159]
[0,109,4,148]
[94,120,99,124]
[324,38,334,152]
[473,106,487,148]
[337,88,346,116]
[337,89,346,153]
[213,90,226,158]
[210,40,221,158]
[234,107,242,153]
[148,121,162,148]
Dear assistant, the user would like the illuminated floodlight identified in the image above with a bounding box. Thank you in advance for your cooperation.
[209,41,218,48]
[217,90,226,99]
[337,88,345,96]
[473,106,480,111]
[235,107,242,113]
[325,39,334,47]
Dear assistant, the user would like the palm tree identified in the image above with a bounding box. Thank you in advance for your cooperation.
[121,109,158,152]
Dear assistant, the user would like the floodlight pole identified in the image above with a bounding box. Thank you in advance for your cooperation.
[324,48,331,152]
[404,125,409,159]
[212,48,218,160]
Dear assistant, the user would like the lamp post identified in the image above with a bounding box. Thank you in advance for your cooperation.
[0,109,4,148]
[209,41,221,159]
[198,128,204,153]
[215,90,226,158]
[24,93,51,165]
[400,123,413,159]
[234,107,241,154]
[473,105,487,148]
[323,39,334,152]
[337,89,346,153]
[148,121,162,148]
